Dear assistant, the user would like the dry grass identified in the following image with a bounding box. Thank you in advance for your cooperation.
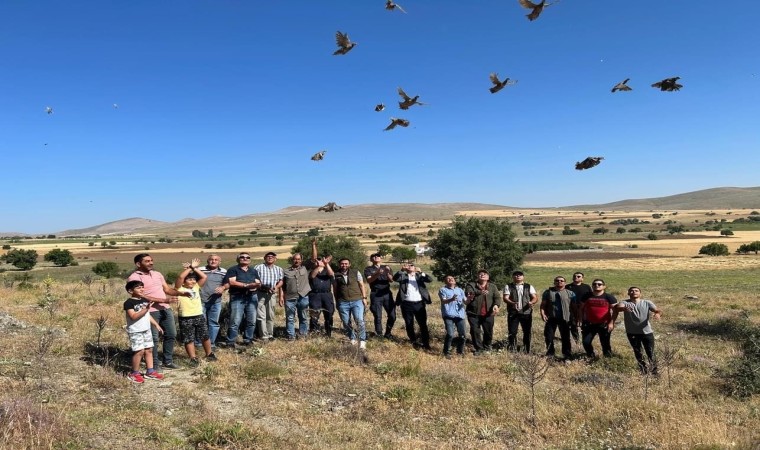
[1,274,759,450]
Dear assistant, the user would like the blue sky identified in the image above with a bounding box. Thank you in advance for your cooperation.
[2,1,758,234]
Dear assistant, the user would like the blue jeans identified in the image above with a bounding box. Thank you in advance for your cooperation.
[443,317,466,355]
[285,296,309,338]
[150,309,177,365]
[338,299,366,341]
[227,294,258,344]
[202,299,222,348]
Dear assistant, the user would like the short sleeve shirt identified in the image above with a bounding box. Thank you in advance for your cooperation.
[580,292,618,324]
[124,297,151,333]
[225,265,261,296]
[177,285,203,318]
[621,299,657,334]
[127,270,168,312]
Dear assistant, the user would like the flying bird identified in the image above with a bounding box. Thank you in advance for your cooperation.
[651,77,682,92]
[333,31,357,55]
[384,117,410,131]
[311,150,327,162]
[385,0,407,13]
[575,156,604,171]
[518,0,554,21]
[397,87,425,110]
[318,202,342,212]
[45,106,54,115]
[374,103,385,112]
[611,78,632,93]
[489,73,517,94]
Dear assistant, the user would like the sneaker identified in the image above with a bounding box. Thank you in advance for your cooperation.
[205,353,218,362]
[444,353,452,360]
[359,341,367,350]
[162,362,180,370]
[350,339,358,346]
[127,372,144,384]
[144,370,164,381]
[189,358,200,368]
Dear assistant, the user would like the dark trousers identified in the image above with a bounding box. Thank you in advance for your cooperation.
[443,317,466,355]
[467,315,494,351]
[627,333,657,374]
[507,312,533,353]
[400,301,429,346]
[370,290,396,336]
[544,317,572,358]
[309,292,335,337]
[582,322,613,357]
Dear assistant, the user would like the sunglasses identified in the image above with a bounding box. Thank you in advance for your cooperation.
[592,282,604,286]
[239,256,251,260]
[554,280,565,283]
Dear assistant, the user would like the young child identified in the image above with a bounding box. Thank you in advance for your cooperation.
[175,258,217,366]
[612,286,662,375]
[123,280,164,383]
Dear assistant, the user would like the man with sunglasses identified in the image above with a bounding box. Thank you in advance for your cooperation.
[566,272,591,345]
[577,278,617,358]
[221,253,261,348]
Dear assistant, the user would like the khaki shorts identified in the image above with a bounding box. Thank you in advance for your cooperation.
[128,330,154,351]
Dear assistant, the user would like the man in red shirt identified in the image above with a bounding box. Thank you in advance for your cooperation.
[576,278,617,358]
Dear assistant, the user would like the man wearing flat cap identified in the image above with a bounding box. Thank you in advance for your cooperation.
[254,252,283,341]
[503,270,537,353]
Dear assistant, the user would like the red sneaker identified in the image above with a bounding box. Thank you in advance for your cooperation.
[144,370,164,381]
[127,372,145,384]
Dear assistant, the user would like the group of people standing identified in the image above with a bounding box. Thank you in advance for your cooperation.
[123,246,663,380]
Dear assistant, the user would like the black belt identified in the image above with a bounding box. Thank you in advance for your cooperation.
[312,290,331,293]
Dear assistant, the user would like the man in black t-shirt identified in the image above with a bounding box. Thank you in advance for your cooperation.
[567,272,592,345]
[364,253,396,338]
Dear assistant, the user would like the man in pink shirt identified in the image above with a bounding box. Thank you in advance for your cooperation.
[127,253,190,370]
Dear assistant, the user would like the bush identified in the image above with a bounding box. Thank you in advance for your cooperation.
[720,229,734,237]
[736,241,760,254]
[92,261,121,278]
[44,248,75,267]
[0,248,38,270]
[1,244,10,250]
[391,246,417,262]
[699,243,729,256]
[646,233,658,240]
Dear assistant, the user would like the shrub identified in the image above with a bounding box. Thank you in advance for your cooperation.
[0,248,38,270]
[391,246,417,262]
[1,244,10,250]
[43,248,75,267]
[92,261,121,278]
[720,229,734,236]
[646,233,658,240]
[699,243,729,256]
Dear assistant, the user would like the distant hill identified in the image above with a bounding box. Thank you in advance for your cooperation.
[4,187,758,236]
[57,218,169,237]
[568,187,760,211]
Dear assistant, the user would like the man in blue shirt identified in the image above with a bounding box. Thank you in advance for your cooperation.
[438,275,467,358]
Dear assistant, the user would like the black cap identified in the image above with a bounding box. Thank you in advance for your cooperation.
[370,253,381,259]
[264,252,277,257]
[512,270,524,276]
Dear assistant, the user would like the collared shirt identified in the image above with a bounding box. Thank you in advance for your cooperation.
[364,265,392,291]
[200,266,227,303]
[403,274,423,302]
[438,286,466,319]
[127,269,168,312]
[283,265,311,299]
[504,282,536,310]
[254,263,284,290]
[225,265,260,296]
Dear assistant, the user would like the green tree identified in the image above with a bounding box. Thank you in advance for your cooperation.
[616,227,626,234]
[592,227,609,235]
[1,248,38,270]
[306,228,320,237]
[736,241,760,254]
[400,234,420,245]
[720,229,734,237]
[92,261,121,278]
[646,233,658,240]
[667,224,686,234]
[429,217,523,286]
[43,248,75,267]
[291,235,366,270]
[376,244,393,258]
[1,244,10,250]
[391,246,417,262]
[699,243,730,256]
